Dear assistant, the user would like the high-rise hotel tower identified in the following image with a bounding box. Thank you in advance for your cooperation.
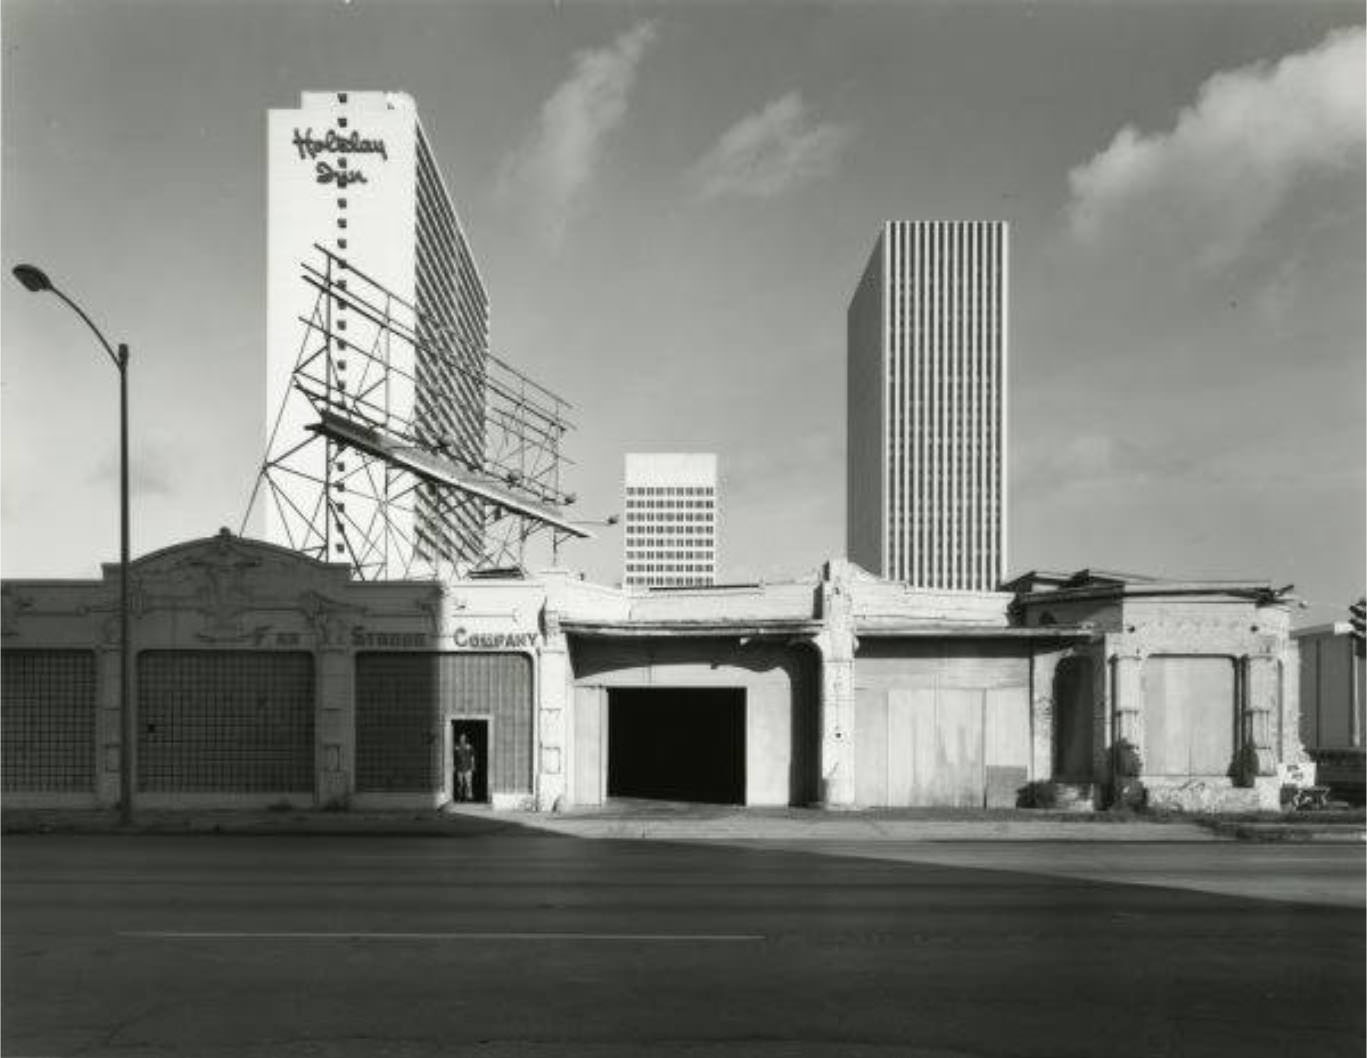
[623,454,719,589]
[847,221,1007,591]
[266,91,488,571]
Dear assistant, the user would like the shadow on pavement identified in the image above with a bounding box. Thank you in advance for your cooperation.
[0,805,568,840]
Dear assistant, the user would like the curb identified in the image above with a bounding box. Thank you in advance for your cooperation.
[4,811,1362,844]
[1199,822,1367,844]
[500,816,1223,843]
[3,813,1213,843]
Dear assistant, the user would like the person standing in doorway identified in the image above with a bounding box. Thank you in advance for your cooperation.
[454,733,476,803]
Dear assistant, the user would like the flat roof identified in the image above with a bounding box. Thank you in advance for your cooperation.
[562,620,1094,640]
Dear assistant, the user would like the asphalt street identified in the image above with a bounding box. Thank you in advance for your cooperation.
[3,832,1363,1058]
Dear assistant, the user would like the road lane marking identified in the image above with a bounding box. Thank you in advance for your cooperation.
[119,931,764,942]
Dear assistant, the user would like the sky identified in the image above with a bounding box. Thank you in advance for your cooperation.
[2,0,1363,626]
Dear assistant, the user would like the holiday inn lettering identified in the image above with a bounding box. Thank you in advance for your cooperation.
[292,127,388,187]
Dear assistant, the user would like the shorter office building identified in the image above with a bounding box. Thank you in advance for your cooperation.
[2,534,1312,814]
[622,453,718,589]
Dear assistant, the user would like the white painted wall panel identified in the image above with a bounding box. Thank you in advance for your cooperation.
[572,686,604,806]
[747,685,790,806]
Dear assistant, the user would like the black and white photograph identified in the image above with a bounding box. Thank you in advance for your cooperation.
[2,1,1363,1055]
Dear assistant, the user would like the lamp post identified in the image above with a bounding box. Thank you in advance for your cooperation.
[552,514,618,566]
[12,264,134,824]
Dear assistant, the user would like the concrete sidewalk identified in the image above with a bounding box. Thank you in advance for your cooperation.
[505,810,1215,843]
[507,810,1364,844]
[4,804,1363,843]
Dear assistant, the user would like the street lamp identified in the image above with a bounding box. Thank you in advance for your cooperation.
[12,264,134,824]
[552,514,618,566]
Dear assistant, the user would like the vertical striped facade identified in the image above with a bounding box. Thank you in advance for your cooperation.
[847,221,1008,592]
[413,126,488,565]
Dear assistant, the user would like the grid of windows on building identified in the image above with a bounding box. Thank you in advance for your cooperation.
[623,484,717,588]
[1,650,97,793]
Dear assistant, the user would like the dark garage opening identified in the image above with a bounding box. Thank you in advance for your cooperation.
[608,687,745,804]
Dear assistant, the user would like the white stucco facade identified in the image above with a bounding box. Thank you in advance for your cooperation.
[1,537,1312,815]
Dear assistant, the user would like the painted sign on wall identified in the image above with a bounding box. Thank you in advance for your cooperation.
[351,628,541,651]
[292,127,389,188]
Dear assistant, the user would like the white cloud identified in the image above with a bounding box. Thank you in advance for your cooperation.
[497,21,657,243]
[689,92,853,200]
[89,430,178,498]
[1016,432,1184,497]
[1066,26,1364,269]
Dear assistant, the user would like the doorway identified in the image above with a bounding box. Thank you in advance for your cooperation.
[1053,656,1096,781]
[607,687,745,804]
[451,718,490,804]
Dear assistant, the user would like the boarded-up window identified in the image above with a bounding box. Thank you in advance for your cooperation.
[2,649,97,792]
[138,651,315,792]
[1143,656,1236,776]
[355,653,531,794]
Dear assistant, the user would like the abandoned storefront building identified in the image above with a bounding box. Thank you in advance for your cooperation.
[1,531,1314,814]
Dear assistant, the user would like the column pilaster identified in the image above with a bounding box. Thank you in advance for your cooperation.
[1108,650,1145,806]
[95,643,122,807]
[536,609,569,812]
[817,564,857,809]
[1111,652,1145,759]
[315,644,354,807]
[1243,654,1281,777]
[1029,647,1067,781]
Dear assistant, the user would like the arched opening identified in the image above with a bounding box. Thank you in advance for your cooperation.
[1053,655,1095,780]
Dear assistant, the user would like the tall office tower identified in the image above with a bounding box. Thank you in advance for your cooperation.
[623,454,719,589]
[266,91,488,571]
[847,221,1008,591]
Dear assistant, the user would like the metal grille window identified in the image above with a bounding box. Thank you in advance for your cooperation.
[355,653,442,792]
[355,652,532,794]
[2,650,97,792]
[138,652,315,792]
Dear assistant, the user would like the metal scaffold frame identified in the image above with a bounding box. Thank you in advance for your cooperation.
[244,246,587,579]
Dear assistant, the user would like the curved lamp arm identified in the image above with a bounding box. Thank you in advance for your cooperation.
[12,264,125,370]
[48,286,125,370]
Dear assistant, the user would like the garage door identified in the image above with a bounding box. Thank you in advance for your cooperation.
[607,687,745,804]
[854,685,1028,808]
